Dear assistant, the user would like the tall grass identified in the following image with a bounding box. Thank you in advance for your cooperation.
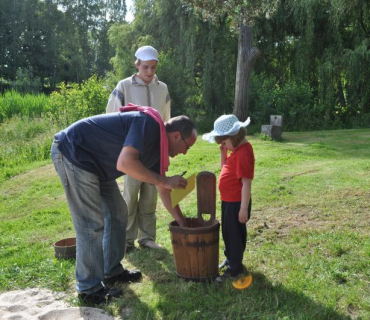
[0,91,49,123]
[0,116,55,182]
[0,76,110,182]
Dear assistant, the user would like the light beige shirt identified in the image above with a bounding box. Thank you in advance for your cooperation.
[106,74,171,121]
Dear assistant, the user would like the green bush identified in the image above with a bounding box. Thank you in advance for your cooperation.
[46,75,110,127]
[249,74,276,128]
[249,73,370,131]
[249,74,320,131]
[273,80,318,131]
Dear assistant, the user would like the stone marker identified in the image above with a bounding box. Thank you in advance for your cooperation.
[270,115,283,127]
[261,115,283,139]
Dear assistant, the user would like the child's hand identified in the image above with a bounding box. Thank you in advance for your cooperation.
[220,144,228,166]
[238,209,249,224]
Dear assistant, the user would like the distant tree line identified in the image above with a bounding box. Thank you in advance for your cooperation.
[1,0,369,131]
[0,0,126,93]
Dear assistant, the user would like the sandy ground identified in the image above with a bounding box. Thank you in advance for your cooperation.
[0,288,117,320]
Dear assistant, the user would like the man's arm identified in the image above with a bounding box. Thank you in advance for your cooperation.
[117,146,188,226]
[157,186,187,227]
[116,145,187,190]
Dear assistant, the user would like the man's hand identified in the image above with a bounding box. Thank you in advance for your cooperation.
[117,146,190,190]
[164,175,187,190]
[157,185,187,227]
[176,214,188,227]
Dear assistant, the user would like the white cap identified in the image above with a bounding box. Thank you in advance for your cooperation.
[135,46,158,61]
[202,114,251,143]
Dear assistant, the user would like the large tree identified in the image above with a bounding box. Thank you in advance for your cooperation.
[184,0,277,121]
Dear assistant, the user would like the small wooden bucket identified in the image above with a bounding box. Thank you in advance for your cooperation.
[53,237,76,259]
[169,172,220,281]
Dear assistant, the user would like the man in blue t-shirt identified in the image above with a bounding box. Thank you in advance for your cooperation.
[51,111,197,304]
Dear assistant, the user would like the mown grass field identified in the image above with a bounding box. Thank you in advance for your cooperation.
[0,120,369,319]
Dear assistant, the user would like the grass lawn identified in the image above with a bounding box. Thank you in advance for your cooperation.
[0,128,369,319]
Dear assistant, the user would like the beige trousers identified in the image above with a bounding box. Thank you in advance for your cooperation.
[123,175,158,247]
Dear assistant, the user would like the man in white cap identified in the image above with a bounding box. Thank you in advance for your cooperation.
[106,46,170,252]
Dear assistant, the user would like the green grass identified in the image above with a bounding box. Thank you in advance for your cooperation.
[0,115,56,183]
[0,125,369,319]
[0,90,49,123]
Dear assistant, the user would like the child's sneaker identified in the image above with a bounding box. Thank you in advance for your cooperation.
[218,259,229,270]
[215,267,243,283]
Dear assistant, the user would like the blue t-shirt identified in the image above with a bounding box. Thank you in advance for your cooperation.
[54,111,160,181]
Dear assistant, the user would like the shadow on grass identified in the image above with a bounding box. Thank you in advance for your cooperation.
[61,258,153,318]
[126,250,350,319]
[125,246,176,282]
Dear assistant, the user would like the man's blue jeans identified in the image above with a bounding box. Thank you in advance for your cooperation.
[51,141,127,294]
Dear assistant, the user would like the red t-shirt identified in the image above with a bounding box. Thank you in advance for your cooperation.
[218,142,255,202]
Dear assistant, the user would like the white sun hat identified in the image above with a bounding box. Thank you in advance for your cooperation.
[202,114,251,143]
[135,46,159,61]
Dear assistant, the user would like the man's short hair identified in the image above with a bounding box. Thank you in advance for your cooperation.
[165,116,196,139]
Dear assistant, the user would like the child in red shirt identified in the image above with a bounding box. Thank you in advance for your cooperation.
[203,114,254,282]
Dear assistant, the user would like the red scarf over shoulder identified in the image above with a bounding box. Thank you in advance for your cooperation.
[119,103,169,175]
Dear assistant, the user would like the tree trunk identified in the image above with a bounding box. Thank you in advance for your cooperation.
[233,22,260,121]
[337,79,346,107]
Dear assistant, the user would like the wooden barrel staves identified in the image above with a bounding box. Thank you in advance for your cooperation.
[169,171,220,281]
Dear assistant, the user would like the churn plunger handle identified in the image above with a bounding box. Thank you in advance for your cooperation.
[197,171,216,222]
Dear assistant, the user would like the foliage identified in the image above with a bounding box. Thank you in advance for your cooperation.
[250,74,322,131]
[0,76,109,182]
[102,0,370,130]
[0,76,109,128]
[46,76,110,127]
[183,0,278,26]
[0,0,125,91]
[1,0,370,130]
[12,67,41,94]
[253,0,370,129]
[107,23,146,85]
